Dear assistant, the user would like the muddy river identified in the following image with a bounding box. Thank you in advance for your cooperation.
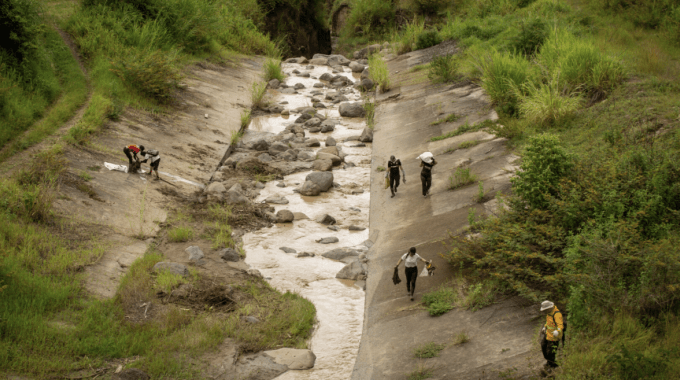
[243,62,369,379]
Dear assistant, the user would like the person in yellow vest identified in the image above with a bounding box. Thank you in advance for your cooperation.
[540,300,563,368]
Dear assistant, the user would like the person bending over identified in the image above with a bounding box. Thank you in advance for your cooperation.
[123,144,142,173]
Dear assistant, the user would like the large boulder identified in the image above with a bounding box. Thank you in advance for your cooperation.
[297,150,316,162]
[357,78,375,91]
[233,352,287,380]
[339,102,366,118]
[322,247,360,260]
[349,61,366,72]
[268,79,281,89]
[276,210,294,223]
[359,127,373,142]
[269,142,289,156]
[318,146,338,156]
[295,113,313,124]
[305,171,334,192]
[353,44,381,59]
[264,195,289,204]
[336,258,366,280]
[319,72,334,81]
[304,118,322,128]
[226,184,250,204]
[306,138,321,147]
[205,182,226,194]
[299,181,321,196]
[186,246,204,262]
[317,152,341,166]
[312,159,333,171]
[264,348,316,370]
[327,54,351,66]
[325,136,336,146]
[220,248,240,262]
[320,119,336,132]
[316,214,336,225]
[153,262,189,277]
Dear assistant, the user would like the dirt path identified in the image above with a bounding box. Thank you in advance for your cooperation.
[0,26,91,177]
[352,44,544,380]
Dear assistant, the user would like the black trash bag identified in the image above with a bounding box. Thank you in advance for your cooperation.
[392,266,401,285]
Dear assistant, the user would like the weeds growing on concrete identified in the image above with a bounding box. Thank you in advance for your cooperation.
[428,54,459,83]
[430,121,488,141]
[263,58,285,82]
[448,168,477,190]
[376,166,386,172]
[430,113,460,126]
[368,54,390,93]
[240,109,252,129]
[422,286,458,316]
[452,331,469,345]
[476,181,485,203]
[231,130,244,146]
[458,140,480,150]
[250,81,268,109]
[413,342,446,358]
[78,171,93,182]
[364,101,376,129]
[168,226,194,242]
[407,363,434,380]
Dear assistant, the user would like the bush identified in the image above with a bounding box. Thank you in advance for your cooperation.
[342,0,394,37]
[415,29,442,50]
[368,54,390,92]
[513,71,583,125]
[422,287,457,316]
[110,49,182,101]
[510,17,548,56]
[391,18,425,54]
[448,167,477,190]
[511,133,573,209]
[428,54,458,83]
[472,49,537,115]
[263,58,284,82]
[413,0,451,14]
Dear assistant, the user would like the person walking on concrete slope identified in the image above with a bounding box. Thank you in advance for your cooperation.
[395,247,431,301]
[387,155,406,198]
[139,147,161,180]
[418,152,437,197]
[123,144,142,173]
[540,300,564,369]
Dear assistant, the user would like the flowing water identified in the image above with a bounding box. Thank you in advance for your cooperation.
[243,62,369,379]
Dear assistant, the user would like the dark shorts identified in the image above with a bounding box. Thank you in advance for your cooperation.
[150,158,160,170]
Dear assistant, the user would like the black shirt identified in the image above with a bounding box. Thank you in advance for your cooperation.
[421,160,435,175]
[388,159,401,177]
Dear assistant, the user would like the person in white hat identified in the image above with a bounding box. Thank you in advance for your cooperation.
[540,300,564,368]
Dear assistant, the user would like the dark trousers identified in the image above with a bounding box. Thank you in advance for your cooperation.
[123,147,135,165]
[405,266,418,294]
[150,158,160,171]
[390,174,400,195]
[421,172,432,196]
[541,338,559,367]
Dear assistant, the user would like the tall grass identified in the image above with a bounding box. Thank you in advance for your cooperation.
[368,54,390,93]
[263,58,284,82]
[250,81,268,109]
[391,18,426,54]
[512,71,583,125]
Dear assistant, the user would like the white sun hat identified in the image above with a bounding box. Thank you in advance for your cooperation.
[540,300,555,311]
[417,152,433,163]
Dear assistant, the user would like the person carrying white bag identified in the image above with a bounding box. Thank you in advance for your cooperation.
[394,247,432,301]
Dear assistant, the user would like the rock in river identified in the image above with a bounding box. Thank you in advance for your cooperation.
[264,348,317,370]
[306,171,334,192]
[280,247,297,254]
[316,237,339,244]
[276,210,294,223]
[265,195,289,204]
[299,181,321,196]
[339,102,366,118]
[316,214,336,225]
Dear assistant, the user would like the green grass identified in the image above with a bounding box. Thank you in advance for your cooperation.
[452,331,469,345]
[448,168,477,190]
[407,366,434,380]
[430,121,487,141]
[168,226,194,242]
[430,113,460,126]
[413,342,445,358]
[458,140,480,150]
[77,171,93,182]
[364,101,376,128]
[250,81,268,109]
[368,54,390,93]
[240,109,251,129]
[422,286,457,316]
[263,58,285,82]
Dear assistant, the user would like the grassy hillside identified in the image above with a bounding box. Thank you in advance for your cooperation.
[0,0,87,156]
[0,1,317,378]
[347,0,680,378]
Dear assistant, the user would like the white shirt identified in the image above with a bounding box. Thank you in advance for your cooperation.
[401,253,423,268]
[141,152,160,163]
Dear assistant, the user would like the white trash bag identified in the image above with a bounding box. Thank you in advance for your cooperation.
[417,152,434,163]
[419,266,429,277]
[104,162,128,173]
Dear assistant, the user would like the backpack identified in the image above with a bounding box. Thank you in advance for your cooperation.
[145,149,159,156]
[551,311,567,345]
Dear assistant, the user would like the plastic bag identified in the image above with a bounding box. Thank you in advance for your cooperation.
[419,266,429,277]
[384,173,390,189]
[417,152,433,163]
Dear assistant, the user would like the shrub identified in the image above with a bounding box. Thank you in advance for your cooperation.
[342,0,394,37]
[110,49,182,101]
[422,287,457,316]
[513,71,583,125]
[413,0,451,14]
[263,58,284,82]
[472,49,536,115]
[415,29,442,50]
[168,226,193,242]
[413,342,445,358]
[448,167,477,190]
[428,54,458,83]
[391,18,425,54]
[510,17,548,56]
[511,133,573,209]
[368,54,390,92]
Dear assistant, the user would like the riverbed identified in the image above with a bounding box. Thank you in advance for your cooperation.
[243,61,370,379]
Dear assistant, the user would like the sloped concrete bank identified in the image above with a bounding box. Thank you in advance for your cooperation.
[352,45,544,379]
